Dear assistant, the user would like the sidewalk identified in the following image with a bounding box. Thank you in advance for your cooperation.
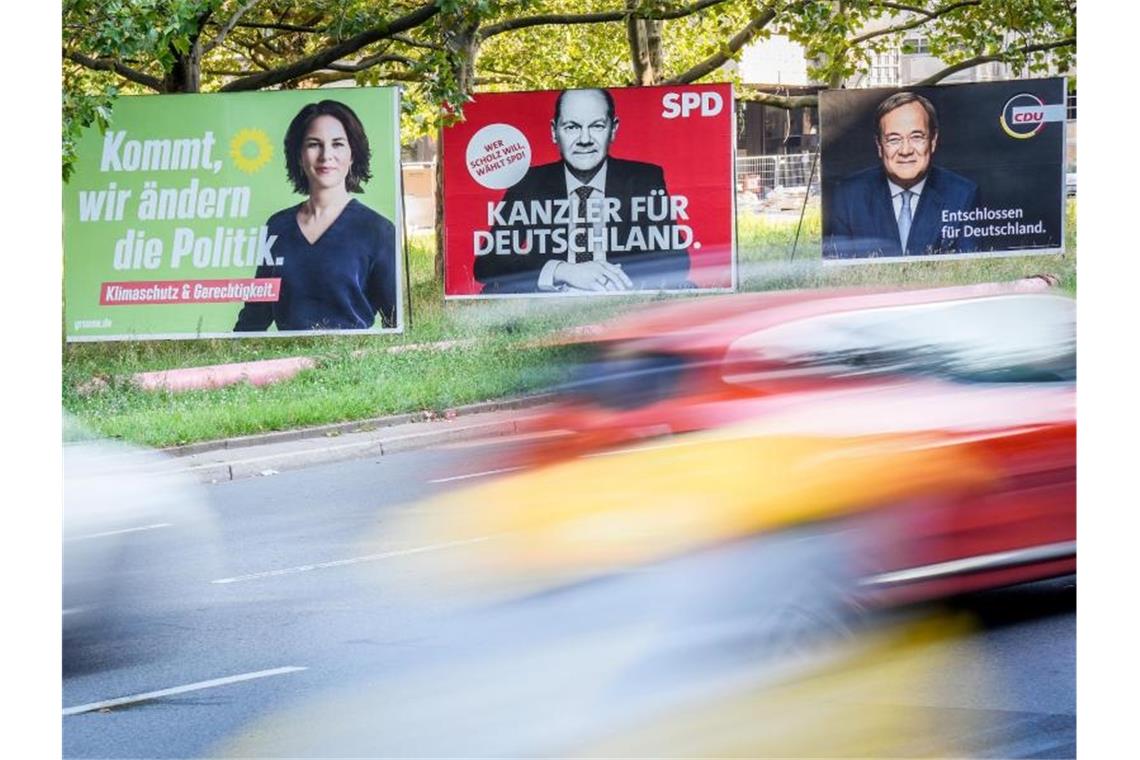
[163,396,552,483]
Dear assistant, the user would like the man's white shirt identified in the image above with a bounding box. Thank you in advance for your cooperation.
[887,176,926,220]
[537,163,609,291]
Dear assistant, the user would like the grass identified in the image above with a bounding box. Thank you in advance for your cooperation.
[64,200,1076,447]
[65,338,583,445]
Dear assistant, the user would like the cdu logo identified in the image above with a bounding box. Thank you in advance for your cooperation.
[1000,93,1065,139]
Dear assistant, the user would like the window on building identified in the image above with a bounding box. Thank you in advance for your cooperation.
[903,37,930,55]
[867,47,900,87]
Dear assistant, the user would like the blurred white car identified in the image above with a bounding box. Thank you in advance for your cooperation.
[63,420,219,648]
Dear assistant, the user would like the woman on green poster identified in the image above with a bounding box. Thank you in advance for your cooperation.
[234,99,397,331]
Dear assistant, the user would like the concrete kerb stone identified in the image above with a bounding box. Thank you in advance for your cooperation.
[182,415,527,483]
[164,393,555,459]
[224,437,387,481]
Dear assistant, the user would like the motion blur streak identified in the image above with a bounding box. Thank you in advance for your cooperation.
[215,282,1072,756]
[215,576,984,757]
[572,616,984,758]
[369,419,996,605]
[63,420,221,670]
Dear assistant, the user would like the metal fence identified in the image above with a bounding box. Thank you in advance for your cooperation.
[736,152,819,194]
[735,152,820,214]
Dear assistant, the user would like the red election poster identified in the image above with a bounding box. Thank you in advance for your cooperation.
[443,84,736,297]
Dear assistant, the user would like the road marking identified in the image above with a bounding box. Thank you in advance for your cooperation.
[428,466,523,484]
[438,429,569,450]
[65,523,172,542]
[62,666,307,716]
[210,536,493,585]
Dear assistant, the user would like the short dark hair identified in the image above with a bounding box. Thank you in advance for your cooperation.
[283,100,372,194]
[874,91,939,140]
[552,88,616,124]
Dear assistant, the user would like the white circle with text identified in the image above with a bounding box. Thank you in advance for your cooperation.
[466,124,531,189]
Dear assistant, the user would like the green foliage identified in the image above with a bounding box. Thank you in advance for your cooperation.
[64,0,217,65]
[776,0,1076,86]
[63,0,1077,169]
[62,85,116,182]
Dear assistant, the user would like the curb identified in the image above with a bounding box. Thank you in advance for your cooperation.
[163,393,555,458]
[180,415,528,484]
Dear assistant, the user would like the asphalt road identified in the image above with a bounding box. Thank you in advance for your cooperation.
[62,437,1076,758]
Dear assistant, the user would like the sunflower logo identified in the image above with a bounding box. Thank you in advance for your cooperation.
[229,128,273,174]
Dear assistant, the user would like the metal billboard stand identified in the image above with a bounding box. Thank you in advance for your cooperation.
[790,151,819,262]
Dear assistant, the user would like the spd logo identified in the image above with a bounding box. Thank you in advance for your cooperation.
[661,91,724,119]
[1000,93,1065,139]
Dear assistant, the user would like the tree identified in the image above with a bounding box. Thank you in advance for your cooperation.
[472,1,1075,104]
[64,0,1076,154]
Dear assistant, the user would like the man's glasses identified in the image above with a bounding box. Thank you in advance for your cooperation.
[881,133,930,151]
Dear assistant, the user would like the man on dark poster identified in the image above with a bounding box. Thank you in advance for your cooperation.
[825,91,979,259]
[474,88,693,293]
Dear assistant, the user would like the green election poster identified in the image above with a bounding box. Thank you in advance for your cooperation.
[63,87,403,341]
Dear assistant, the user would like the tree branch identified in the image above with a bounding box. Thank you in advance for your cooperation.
[853,1,980,45]
[227,39,277,72]
[234,21,324,33]
[666,7,777,84]
[736,86,820,109]
[477,64,543,89]
[326,53,417,72]
[203,0,259,54]
[480,9,627,38]
[871,1,945,16]
[479,0,727,40]
[390,33,444,51]
[915,36,1074,85]
[303,69,512,87]
[219,2,440,91]
[63,49,164,91]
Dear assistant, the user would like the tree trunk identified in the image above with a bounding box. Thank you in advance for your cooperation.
[433,25,480,280]
[626,3,650,85]
[828,0,846,89]
[163,46,202,92]
[162,8,210,93]
[644,19,663,84]
[625,3,663,86]
[433,130,446,280]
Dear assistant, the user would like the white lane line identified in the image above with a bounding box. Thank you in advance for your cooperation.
[438,429,570,450]
[428,466,522,484]
[62,666,307,716]
[210,536,493,585]
[65,523,172,542]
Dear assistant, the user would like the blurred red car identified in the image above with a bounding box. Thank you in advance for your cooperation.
[487,278,1076,604]
[227,279,1074,757]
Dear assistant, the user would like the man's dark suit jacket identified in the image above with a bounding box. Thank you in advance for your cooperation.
[474,158,692,293]
[824,164,980,259]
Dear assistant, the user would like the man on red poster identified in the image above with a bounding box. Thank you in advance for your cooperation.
[474,88,693,294]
